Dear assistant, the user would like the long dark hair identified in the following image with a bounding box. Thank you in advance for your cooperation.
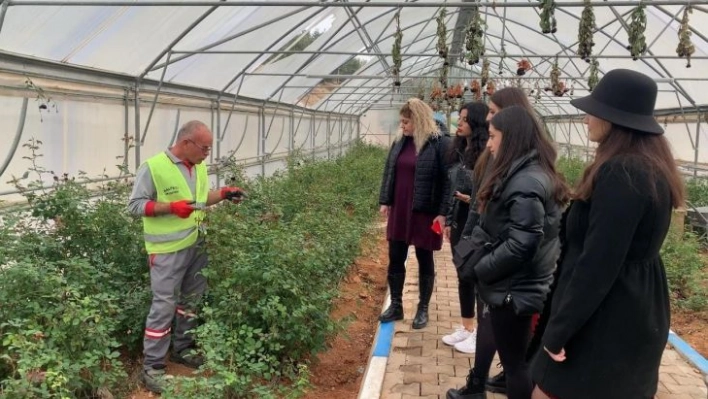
[446,102,489,169]
[477,106,570,211]
[574,127,685,208]
[473,87,552,184]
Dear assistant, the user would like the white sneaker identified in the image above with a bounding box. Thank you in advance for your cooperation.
[453,329,477,354]
[442,326,474,346]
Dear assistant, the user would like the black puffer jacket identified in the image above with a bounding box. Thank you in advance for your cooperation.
[445,150,475,244]
[379,134,452,216]
[474,150,562,316]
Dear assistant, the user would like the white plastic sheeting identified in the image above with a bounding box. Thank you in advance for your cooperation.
[1,1,706,117]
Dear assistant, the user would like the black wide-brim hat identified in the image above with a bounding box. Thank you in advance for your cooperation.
[570,69,664,135]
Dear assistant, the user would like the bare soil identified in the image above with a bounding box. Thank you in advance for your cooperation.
[300,232,388,398]
[672,309,708,359]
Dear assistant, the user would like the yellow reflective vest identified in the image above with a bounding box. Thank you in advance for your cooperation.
[141,152,208,254]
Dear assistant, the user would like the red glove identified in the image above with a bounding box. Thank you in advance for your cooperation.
[220,186,244,201]
[170,200,195,218]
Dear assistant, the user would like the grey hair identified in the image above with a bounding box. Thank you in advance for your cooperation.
[176,120,209,141]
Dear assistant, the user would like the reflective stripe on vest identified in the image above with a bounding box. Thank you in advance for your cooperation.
[141,152,209,254]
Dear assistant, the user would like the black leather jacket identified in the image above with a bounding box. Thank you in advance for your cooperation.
[379,135,452,216]
[474,150,562,315]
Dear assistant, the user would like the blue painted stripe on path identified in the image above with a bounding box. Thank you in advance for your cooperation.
[372,321,395,357]
[668,329,708,375]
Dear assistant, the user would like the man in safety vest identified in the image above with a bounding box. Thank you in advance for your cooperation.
[127,120,243,393]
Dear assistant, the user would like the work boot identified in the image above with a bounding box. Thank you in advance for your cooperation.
[142,365,174,394]
[446,368,487,399]
[172,347,204,369]
[486,369,506,394]
[379,273,405,322]
[412,274,435,329]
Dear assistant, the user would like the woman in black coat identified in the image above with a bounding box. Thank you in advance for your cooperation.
[441,101,489,353]
[530,69,686,399]
[378,98,451,330]
[447,105,570,399]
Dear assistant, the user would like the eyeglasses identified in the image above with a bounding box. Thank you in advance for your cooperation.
[187,139,211,153]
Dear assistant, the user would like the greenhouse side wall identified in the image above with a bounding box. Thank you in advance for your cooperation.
[360,109,708,178]
[545,120,708,176]
[0,72,359,205]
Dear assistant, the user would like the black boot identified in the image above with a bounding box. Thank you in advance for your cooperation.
[485,370,506,394]
[412,274,435,329]
[446,368,487,399]
[379,273,405,322]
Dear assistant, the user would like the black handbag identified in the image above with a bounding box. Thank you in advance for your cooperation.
[452,224,501,282]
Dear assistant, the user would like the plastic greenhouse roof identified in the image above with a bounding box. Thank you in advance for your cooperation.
[1,0,707,117]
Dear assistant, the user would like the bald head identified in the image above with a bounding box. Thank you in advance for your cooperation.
[172,120,213,164]
[177,120,210,141]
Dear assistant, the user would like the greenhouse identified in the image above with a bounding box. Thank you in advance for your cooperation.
[0,1,707,398]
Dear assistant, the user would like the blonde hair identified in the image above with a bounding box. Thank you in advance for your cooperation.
[399,98,440,153]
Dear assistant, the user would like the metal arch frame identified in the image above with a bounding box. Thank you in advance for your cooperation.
[218,8,328,97]
[341,0,391,79]
[330,16,571,115]
[250,5,366,159]
[235,1,707,116]
[348,3,702,116]
[0,1,706,174]
[314,4,620,115]
[148,0,703,116]
[260,4,365,103]
[346,3,446,110]
[150,6,315,72]
[7,1,708,7]
[257,4,403,108]
[314,4,423,114]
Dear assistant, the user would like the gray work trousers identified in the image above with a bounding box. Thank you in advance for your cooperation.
[143,240,208,370]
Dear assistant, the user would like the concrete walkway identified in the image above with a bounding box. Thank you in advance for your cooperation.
[379,246,708,399]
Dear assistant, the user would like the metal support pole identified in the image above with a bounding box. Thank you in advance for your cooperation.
[134,85,142,172]
[216,97,222,188]
[123,88,130,168]
[259,106,266,176]
[141,50,171,144]
[311,115,316,159]
[168,109,182,147]
[327,113,331,159]
[339,115,343,156]
[289,109,294,152]
[11,1,707,8]
[0,97,28,179]
[695,115,702,178]
[0,0,10,36]
[230,113,250,155]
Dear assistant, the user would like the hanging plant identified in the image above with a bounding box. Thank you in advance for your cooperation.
[587,58,600,92]
[516,59,532,76]
[545,57,569,97]
[470,79,482,101]
[452,83,464,98]
[627,4,647,60]
[481,59,490,86]
[577,0,595,61]
[439,65,449,88]
[486,80,496,96]
[465,5,486,65]
[498,48,507,75]
[676,6,695,68]
[538,0,557,34]
[391,11,403,87]
[436,8,448,59]
[529,82,542,100]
